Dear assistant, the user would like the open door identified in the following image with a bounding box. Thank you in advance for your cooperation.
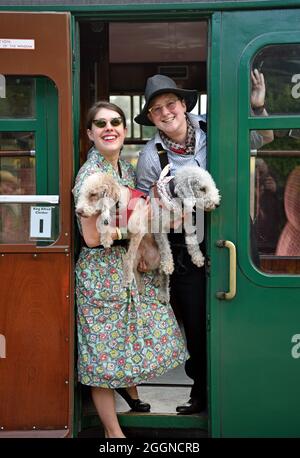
[209,9,300,437]
[0,13,74,437]
[77,19,209,436]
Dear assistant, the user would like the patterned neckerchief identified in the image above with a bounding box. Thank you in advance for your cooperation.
[159,116,195,155]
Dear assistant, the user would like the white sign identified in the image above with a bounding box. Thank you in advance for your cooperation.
[30,207,52,238]
[0,39,35,50]
[0,334,6,359]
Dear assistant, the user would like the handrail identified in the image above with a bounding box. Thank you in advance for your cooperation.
[0,195,59,204]
[216,240,237,300]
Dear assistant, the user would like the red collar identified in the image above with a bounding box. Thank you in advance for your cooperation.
[116,187,147,228]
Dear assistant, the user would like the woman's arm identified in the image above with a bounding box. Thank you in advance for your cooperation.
[80,215,120,247]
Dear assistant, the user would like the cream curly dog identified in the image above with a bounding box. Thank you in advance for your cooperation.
[75,172,163,296]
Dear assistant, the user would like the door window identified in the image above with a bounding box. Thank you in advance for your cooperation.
[249,45,300,273]
[0,76,59,245]
[252,44,300,116]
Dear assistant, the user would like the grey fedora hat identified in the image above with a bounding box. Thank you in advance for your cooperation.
[134,74,198,126]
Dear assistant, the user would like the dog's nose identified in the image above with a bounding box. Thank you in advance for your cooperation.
[103,219,109,225]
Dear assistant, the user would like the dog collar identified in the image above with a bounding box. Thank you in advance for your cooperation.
[116,187,147,228]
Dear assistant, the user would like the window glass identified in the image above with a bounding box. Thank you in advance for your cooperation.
[250,130,300,274]
[252,45,300,116]
[0,76,59,246]
[0,76,35,118]
[0,132,36,194]
[0,132,35,243]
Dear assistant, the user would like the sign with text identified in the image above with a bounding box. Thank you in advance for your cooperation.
[0,38,35,50]
[30,206,52,238]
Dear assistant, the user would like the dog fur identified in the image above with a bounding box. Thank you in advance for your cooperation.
[75,166,221,303]
[75,172,164,297]
[150,165,221,273]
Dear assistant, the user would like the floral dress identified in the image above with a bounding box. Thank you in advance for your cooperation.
[73,148,188,388]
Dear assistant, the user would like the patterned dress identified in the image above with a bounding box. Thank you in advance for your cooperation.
[73,148,188,388]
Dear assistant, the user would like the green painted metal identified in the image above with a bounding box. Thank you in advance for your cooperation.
[82,413,208,430]
[35,78,59,196]
[207,11,223,439]
[0,78,58,195]
[209,8,300,437]
[36,78,48,194]
[1,1,300,14]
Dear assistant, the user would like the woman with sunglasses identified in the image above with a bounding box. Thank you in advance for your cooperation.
[73,101,187,438]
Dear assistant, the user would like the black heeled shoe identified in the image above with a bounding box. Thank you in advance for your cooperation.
[116,388,151,412]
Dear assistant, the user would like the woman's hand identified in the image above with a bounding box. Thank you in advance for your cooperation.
[251,69,265,109]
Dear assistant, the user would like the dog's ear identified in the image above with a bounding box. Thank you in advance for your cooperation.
[87,190,102,202]
[193,181,207,197]
[104,180,121,203]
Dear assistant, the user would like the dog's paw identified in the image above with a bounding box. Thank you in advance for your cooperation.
[158,289,170,304]
[99,230,113,248]
[122,272,133,287]
[160,258,174,275]
[191,253,205,267]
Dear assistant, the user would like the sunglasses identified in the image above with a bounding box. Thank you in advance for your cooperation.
[92,117,123,128]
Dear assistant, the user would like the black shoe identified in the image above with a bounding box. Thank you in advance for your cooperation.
[176,398,206,415]
[116,388,151,412]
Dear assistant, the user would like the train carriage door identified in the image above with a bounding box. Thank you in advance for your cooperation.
[0,13,74,436]
[210,9,300,437]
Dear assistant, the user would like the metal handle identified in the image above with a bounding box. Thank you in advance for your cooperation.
[0,195,59,204]
[216,240,236,300]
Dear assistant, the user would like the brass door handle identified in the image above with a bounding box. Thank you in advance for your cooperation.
[216,240,237,300]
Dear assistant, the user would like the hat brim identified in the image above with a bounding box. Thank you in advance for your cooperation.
[134,88,198,126]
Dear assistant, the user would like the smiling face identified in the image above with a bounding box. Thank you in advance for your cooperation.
[87,107,127,160]
[147,92,187,140]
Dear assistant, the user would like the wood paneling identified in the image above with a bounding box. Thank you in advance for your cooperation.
[260,256,300,274]
[0,254,71,430]
[0,12,73,252]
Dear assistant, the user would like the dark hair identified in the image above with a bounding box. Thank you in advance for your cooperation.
[86,101,127,130]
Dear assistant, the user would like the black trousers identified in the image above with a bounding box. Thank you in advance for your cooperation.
[169,232,207,404]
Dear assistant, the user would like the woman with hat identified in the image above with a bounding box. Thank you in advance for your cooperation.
[135,73,273,415]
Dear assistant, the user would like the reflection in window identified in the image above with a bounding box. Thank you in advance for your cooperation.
[252,45,300,116]
[0,76,35,118]
[250,130,300,274]
[0,132,36,243]
[0,132,36,194]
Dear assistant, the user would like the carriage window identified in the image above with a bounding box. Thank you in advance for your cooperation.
[250,130,300,274]
[0,76,59,245]
[251,44,300,116]
[0,76,35,118]
[0,133,36,243]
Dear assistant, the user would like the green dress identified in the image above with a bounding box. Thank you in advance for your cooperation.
[73,148,188,388]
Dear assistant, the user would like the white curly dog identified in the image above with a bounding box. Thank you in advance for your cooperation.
[152,164,221,275]
[75,165,221,303]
